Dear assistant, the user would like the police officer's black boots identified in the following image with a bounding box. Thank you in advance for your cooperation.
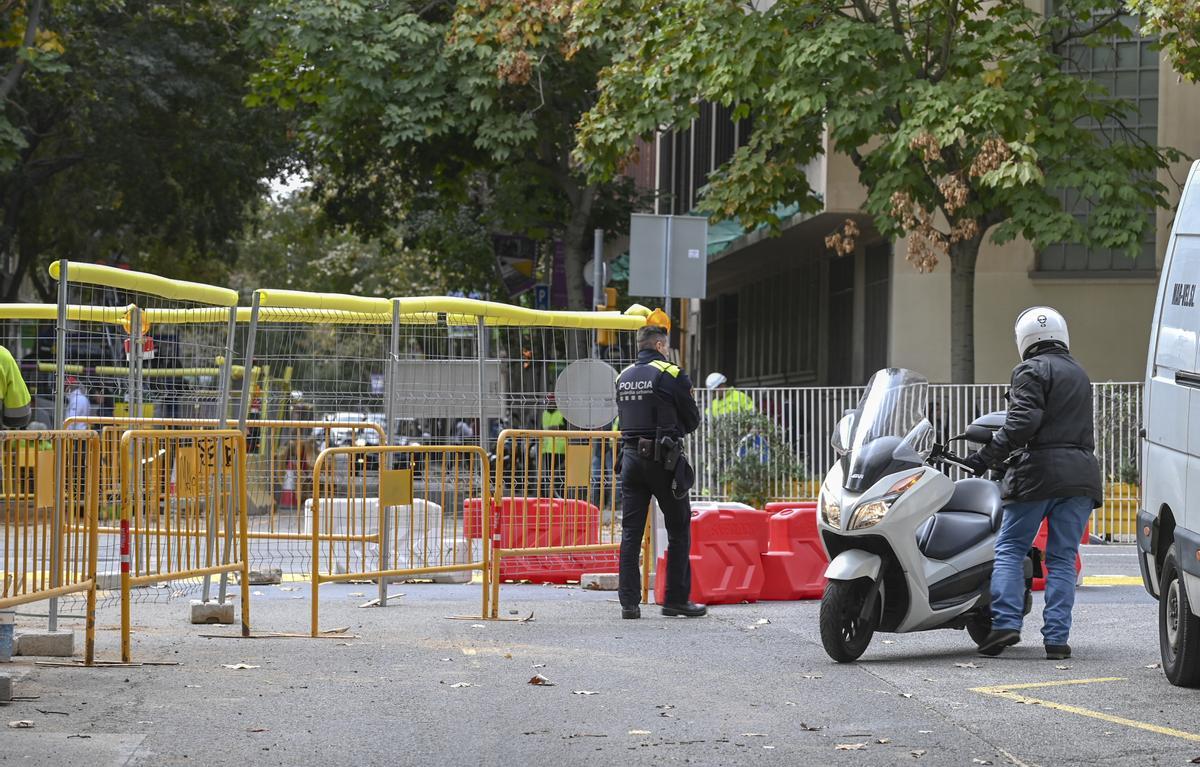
[661,602,707,618]
[622,605,641,619]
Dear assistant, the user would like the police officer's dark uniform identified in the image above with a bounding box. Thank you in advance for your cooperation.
[615,324,705,619]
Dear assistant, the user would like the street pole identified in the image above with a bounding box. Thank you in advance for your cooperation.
[592,229,604,359]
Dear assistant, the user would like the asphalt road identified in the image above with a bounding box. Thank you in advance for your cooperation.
[3,545,1197,767]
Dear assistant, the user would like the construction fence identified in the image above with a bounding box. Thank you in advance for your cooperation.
[691,382,1144,542]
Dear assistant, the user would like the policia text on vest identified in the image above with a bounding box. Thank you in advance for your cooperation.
[614,325,705,619]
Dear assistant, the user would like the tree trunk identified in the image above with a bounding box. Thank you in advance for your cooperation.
[562,184,597,310]
[948,235,982,384]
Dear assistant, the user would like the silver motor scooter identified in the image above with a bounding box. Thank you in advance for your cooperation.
[815,369,1035,662]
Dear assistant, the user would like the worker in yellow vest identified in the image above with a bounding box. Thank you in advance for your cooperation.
[705,372,754,417]
[540,394,567,489]
[0,346,31,428]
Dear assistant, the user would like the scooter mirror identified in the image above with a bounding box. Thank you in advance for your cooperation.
[831,413,855,455]
[962,424,995,444]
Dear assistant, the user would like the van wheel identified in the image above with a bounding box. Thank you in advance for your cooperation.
[1159,545,1200,687]
[819,579,879,663]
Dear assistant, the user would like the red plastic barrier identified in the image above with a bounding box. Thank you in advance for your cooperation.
[464,497,615,583]
[655,506,769,605]
[760,504,828,600]
[1031,518,1089,592]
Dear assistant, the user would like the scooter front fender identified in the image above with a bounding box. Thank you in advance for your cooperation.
[824,550,882,582]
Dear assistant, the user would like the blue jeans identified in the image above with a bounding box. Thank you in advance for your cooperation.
[991,496,1092,645]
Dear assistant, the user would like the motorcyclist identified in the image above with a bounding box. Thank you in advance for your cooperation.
[963,307,1103,660]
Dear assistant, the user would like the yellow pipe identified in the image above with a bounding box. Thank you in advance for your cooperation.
[50,261,239,307]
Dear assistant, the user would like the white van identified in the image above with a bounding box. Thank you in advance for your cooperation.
[1142,159,1200,687]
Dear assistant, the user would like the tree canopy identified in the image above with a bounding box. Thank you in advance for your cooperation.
[1133,0,1200,80]
[244,0,641,308]
[574,0,1178,382]
[0,1,292,300]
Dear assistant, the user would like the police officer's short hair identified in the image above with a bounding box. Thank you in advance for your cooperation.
[637,325,669,350]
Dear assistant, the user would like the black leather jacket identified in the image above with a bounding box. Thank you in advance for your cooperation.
[977,346,1103,507]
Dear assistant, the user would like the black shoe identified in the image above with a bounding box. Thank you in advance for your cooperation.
[621,605,641,620]
[1045,643,1071,660]
[977,629,1021,657]
[661,602,707,618]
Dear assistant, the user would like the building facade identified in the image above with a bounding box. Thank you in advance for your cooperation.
[637,18,1200,386]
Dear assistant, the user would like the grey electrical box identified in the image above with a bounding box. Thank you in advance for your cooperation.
[628,214,708,299]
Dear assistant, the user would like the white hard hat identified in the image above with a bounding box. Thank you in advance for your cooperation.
[705,372,728,389]
[1015,307,1069,358]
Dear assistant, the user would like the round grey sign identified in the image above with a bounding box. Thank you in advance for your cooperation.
[554,358,619,429]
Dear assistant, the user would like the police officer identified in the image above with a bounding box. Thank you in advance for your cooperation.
[963,307,1102,660]
[615,322,705,619]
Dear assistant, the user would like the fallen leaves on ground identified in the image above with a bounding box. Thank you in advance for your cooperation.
[447,682,472,688]
[801,674,823,679]
[740,733,767,737]
[911,749,927,758]
[247,728,268,733]
[973,759,994,765]
[222,663,260,670]
[799,722,824,732]
[1055,665,1072,670]
[628,730,651,736]
[835,743,867,751]
[1146,663,1161,669]
[572,690,599,695]
[8,721,35,729]
[756,618,770,625]
[955,662,980,669]
[528,674,555,686]
[876,738,892,744]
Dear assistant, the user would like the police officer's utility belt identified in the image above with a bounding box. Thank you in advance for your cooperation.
[634,434,683,471]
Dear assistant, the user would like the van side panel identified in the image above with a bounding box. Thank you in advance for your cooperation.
[1144,160,1200,606]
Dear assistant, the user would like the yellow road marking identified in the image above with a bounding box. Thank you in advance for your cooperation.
[972,677,1200,743]
[1082,575,1142,586]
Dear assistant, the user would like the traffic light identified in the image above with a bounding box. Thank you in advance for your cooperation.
[596,288,618,346]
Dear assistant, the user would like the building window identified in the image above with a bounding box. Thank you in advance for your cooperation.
[1038,14,1158,275]
[656,104,752,216]
[726,257,820,385]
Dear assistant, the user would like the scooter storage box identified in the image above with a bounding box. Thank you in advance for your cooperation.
[759,503,828,600]
[1031,518,1088,591]
[654,506,769,605]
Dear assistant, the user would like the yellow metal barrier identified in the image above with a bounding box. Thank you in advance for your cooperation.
[0,431,99,665]
[118,429,250,661]
[310,445,491,636]
[487,429,649,619]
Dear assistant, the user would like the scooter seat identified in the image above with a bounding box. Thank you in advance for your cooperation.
[915,510,994,561]
[945,478,1003,531]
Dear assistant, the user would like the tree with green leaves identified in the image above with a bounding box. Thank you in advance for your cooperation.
[573,0,1177,383]
[232,188,503,299]
[244,1,640,309]
[1133,0,1200,79]
[0,1,290,300]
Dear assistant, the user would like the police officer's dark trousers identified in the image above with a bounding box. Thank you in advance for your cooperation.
[618,451,691,608]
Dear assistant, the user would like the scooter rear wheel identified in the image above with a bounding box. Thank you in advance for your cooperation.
[820,579,880,663]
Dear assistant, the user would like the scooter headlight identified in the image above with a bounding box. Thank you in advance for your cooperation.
[819,493,841,528]
[848,470,925,530]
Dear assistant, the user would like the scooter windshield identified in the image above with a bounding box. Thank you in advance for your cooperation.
[842,369,931,492]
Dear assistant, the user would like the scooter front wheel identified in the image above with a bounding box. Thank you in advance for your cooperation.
[819,578,880,663]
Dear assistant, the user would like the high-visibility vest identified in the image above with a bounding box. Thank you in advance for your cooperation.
[708,388,755,417]
[541,409,566,454]
[0,346,31,428]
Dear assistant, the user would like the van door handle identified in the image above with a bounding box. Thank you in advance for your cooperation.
[1176,370,1200,389]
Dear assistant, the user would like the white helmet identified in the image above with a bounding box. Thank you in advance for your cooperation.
[705,372,728,389]
[1015,307,1069,358]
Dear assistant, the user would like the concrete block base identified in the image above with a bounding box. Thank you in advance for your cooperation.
[430,569,472,585]
[247,568,283,585]
[0,674,11,702]
[96,572,150,591]
[189,600,235,625]
[581,573,619,591]
[15,630,75,657]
